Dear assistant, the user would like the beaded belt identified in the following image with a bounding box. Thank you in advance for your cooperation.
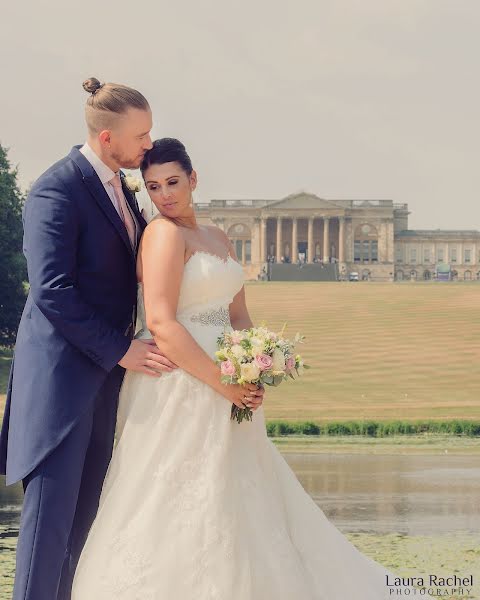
[189,306,231,327]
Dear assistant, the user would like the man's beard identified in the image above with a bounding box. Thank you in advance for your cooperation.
[111,150,143,169]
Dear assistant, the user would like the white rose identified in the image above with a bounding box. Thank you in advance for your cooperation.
[272,348,286,371]
[231,344,245,359]
[240,362,261,382]
[251,347,264,358]
[250,337,264,357]
[124,175,142,193]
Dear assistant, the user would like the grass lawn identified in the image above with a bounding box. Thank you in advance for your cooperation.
[1,281,479,424]
[271,433,480,455]
[245,281,480,422]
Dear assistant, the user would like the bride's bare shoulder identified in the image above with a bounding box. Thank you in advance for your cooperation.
[146,215,177,229]
[143,215,184,240]
[139,216,185,254]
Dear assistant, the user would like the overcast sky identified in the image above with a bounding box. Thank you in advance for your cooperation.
[2,0,479,229]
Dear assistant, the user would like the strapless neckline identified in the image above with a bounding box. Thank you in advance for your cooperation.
[137,251,239,287]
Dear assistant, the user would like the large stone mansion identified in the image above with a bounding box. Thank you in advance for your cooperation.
[192,192,480,282]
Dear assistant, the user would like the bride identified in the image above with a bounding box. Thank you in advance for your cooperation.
[72,138,414,599]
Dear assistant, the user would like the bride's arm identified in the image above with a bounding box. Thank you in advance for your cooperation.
[224,237,254,331]
[222,235,265,399]
[140,218,261,406]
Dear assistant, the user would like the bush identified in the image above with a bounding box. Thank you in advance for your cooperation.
[265,419,480,438]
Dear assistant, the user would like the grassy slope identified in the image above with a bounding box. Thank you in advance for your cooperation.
[245,281,480,422]
[1,281,479,423]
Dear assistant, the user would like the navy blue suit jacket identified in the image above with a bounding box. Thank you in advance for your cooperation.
[0,145,147,485]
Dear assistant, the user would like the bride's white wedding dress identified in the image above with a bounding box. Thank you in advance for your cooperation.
[72,251,413,600]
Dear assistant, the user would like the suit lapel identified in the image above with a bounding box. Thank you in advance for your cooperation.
[84,174,135,257]
[69,146,139,259]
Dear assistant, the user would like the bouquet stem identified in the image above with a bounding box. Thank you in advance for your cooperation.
[231,404,254,423]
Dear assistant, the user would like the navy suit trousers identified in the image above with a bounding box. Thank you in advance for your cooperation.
[12,366,124,600]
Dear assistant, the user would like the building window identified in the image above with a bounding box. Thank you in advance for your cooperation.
[354,241,361,262]
[437,248,444,263]
[227,223,252,264]
[396,246,403,263]
[410,248,417,264]
[245,240,251,263]
[450,247,457,263]
[354,223,379,263]
[465,248,471,263]
[235,240,242,260]
[362,240,369,262]
[423,248,431,263]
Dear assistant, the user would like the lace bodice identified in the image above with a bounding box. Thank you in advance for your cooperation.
[135,251,245,352]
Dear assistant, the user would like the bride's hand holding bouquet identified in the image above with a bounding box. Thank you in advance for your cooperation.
[215,323,310,423]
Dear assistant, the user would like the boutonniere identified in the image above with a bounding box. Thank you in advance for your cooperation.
[124,175,142,193]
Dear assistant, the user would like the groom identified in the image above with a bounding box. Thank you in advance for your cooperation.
[0,78,177,600]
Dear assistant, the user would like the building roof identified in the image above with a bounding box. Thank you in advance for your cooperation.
[194,194,408,211]
[263,192,344,210]
[396,229,480,238]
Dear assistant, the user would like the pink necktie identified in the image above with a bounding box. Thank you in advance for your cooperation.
[109,173,136,250]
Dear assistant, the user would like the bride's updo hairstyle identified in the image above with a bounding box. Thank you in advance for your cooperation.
[82,76,150,135]
[140,138,193,177]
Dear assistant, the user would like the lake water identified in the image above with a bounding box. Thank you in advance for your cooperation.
[1,451,479,542]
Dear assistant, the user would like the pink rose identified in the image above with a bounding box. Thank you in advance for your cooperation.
[254,353,273,371]
[231,331,244,344]
[220,360,236,376]
[286,356,295,371]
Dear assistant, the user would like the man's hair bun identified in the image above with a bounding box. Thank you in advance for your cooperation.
[82,77,104,94]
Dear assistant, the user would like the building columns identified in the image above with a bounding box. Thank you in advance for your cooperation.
[291,218,298,263]
[339,216,345,263]
[323,217,330,263]
[307,217,314,263]
[260,218,267,262]
[276,217,283,262]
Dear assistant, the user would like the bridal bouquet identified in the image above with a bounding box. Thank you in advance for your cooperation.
[215,323,310,423]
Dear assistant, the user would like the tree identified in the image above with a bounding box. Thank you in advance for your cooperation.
[0,143,27,346]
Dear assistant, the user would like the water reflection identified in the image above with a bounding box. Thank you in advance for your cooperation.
[283,453,480,535]
[1,452,479,542]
